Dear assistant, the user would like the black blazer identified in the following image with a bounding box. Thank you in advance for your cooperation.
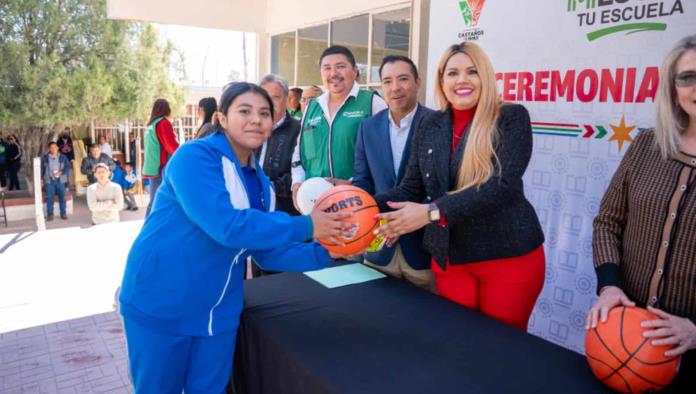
[375,103,544,268]
[256,112,301,215]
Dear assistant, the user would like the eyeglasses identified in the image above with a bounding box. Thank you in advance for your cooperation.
[300,96,318,103]
[675,72,696,88]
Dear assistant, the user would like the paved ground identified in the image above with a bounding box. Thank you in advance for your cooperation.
[1,194,146,235]
[0,195,144,393]
[0,312,132,393]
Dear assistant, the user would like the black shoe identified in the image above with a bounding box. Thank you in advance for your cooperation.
[46,216,54,221]
[130,207,139,211]
[60,215,68,220]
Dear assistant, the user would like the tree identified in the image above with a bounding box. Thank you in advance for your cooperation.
[0,0,187,190]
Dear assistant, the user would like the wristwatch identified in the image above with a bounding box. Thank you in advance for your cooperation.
[428,203,440,223]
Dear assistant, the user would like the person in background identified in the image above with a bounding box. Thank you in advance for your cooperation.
[86,163,124,225]
[353,55,435,291]
[40,141,71,220]
[80,144,116,184]
[98,134,113,158]
[58,127,75,162]
[6,134,23,190]
[300,85,323,114]
[373,42,546,331]
[291,45,387,208]
[128,133,138,166]
[0,131,8,189]
[143,98,179,217]
[258,74,301,215]
[118,82,354,393]
[288,87,303,120]
[112,160,138,211]
[194,97,218,139]
[588,35,696,391]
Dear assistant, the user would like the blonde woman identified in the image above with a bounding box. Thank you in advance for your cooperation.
[588,35,696,390]
[374,42,545,330]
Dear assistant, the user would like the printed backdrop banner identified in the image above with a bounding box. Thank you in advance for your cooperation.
[426,0,696,353]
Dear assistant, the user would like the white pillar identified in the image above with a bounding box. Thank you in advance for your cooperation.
[33,157,46,231]
[90,119,96,143]
[124,119,131,163]
[177,119,185,143]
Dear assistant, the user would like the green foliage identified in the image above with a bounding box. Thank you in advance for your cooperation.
[0,0,187,129]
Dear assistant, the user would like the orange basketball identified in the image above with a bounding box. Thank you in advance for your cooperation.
[314,185,379,255]
[585,307,681,393]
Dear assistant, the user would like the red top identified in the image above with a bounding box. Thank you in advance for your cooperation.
[152,118,179,177]
[434,106,477,228]
[451,106,476,154]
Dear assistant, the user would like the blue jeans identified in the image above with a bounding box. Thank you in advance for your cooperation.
[45,179,66,217]
[145,176,162,217]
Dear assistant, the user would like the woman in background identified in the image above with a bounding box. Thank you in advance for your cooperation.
[194,96,218,139]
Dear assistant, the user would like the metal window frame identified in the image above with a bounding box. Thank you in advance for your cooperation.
[269,2,411,88]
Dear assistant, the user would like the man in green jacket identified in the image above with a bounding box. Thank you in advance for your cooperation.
[291,46,387,209]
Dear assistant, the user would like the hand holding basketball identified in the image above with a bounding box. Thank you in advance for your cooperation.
[376,201,429,238]
[585,286,635,329]
[291,183,302,212]
[641,306,696,357]
[310,198,356,246]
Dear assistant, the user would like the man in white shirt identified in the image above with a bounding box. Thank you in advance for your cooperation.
[352,55,435,291]
[87,163,124,225]
[291,45,387,209]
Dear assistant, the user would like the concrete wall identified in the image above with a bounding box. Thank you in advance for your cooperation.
[106,0,267,32]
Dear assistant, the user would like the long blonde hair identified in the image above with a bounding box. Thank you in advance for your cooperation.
[435,42,500,192]
[655,34,696,159]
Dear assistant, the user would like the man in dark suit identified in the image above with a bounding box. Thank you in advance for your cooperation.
[258,74,301,215]
[353,56,434,291]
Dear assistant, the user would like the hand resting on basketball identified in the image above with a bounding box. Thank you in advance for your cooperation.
[375,201,429,239]
[310,198,357,247]
[641,306,696,357]
[585,286,636,330]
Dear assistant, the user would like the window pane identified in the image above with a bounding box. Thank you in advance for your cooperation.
[297,24,328,86]
[331,15,369,84]
[371,8,411,83]
[271,32,296,85]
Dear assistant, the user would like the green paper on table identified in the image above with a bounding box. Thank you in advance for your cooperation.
[304,263,386,288]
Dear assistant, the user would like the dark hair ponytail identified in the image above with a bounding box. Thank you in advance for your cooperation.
[196,97,217,133]
[217,83,275,125]
[148,99,172,125]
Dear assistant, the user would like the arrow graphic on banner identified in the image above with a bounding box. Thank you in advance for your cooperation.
[532,116,639,151]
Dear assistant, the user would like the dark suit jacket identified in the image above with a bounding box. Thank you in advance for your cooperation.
[353,105,433,270]
[256,112,301,215]
[375,103,545,269]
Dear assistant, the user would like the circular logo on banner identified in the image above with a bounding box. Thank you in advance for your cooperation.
[575,273,595,296]
[548,191,566,211]
[537,298,554,318]
[584,197,601,216]
[588,158,609,180]
[569,310,587,331]
[552,154,570,174]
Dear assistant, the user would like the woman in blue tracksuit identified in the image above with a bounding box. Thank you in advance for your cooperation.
[118,83,352,393]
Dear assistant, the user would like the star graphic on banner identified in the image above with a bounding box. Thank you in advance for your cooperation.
[609,116,636,152]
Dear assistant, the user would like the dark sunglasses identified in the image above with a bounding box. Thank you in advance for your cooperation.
[675,71,696,88]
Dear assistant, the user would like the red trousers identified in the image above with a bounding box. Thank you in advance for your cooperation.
[432,246,545,331]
